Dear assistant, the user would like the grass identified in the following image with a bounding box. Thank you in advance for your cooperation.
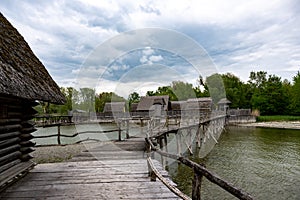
[257,115,300,122]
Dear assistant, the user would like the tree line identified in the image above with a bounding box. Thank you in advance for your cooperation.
[35,71,300,116]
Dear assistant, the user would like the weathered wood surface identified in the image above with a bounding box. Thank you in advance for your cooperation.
[1,138,181,199]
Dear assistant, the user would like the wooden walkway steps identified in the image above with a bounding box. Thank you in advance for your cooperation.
[1,138,181,199]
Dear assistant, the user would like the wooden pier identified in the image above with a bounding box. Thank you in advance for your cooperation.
[1,138,181,199]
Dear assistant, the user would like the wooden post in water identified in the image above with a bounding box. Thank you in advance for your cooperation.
[176,132,182,156]
[158,137,166,169]
[192,170,203,200]
[163,134,169,169]
[196,124,202,148]
[57,124,61,145]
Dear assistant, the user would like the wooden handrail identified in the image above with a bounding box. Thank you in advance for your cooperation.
[33,129,121,139]
[147,157,191,200]
[145,137,254,200]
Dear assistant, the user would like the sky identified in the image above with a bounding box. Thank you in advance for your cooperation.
[1,0,300,98]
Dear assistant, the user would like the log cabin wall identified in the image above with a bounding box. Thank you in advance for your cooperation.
[0,96,36,190]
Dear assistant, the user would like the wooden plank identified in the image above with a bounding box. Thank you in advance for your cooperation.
[0,161,34,189]
[1,138,183,199]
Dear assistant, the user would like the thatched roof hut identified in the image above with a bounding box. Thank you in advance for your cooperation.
[137,95,169,111]
[0,12,65,104]
[185,97,212,111]
[103,102,126,113]
[0,12,65,190]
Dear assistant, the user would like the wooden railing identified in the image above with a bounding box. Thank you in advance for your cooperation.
[145,116,254,200]
[33,120,130,146]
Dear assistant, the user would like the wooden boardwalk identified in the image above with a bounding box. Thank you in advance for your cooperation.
[1,138,181,199]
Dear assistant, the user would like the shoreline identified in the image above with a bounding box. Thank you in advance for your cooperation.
[236,121,300,130]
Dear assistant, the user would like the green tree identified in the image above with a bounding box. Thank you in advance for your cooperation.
[95,92,125,112]
[171,81,195,100]
[194,75,210,98]
[146,91,155,96]
[77,88,96,112]
[290,72,300,115]
[128,92,140,109]
[221,73,250,108]
[206,73,226,105]
[251,73,288,115]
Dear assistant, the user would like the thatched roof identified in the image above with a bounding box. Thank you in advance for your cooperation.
[218,98,231,105]
[185,97,212,110]
[137,95,169,111]
[103,102,126,113]
[0,13,65,104]
[130,103,138,112]
[170,101,186,111]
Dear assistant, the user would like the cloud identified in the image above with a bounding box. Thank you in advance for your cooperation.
[0,0,299,92]
[149,55,163,62]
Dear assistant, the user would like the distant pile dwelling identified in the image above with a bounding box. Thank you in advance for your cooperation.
[181,97,213,117]
[136,95,170,117]
[217,98,231,112]
[103,102,126,118]
[0,13,65,189]
[170,101,186,115]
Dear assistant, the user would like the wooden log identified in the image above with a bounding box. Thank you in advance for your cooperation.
[0,124,22,132]
[21,120,35,128]
[192,170,203,200]
[147,158,156,181]
[20,147,34,154]
[20,140,35,147]
[0,131,20,140]
[0,119,21,125]
[0,159,21,174]
[19,133,34,140]
[21,127,37,134]
[145,137,254,200]
[147,157,191,200]
[0,137,21,149]
[0,161,34,190]
[0,151,22,166]
[0,144,21,157]
[19,154,33,161]
[178,157,254,200]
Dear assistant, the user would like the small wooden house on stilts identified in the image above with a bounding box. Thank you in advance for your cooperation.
[0,13,65,190]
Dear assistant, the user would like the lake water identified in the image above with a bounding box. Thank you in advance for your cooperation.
[33,124,300,199]
[168,126,300,200]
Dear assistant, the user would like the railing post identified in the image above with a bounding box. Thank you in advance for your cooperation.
[57,124,61,145]
[192,170,203,200]
[118,120,122,141]
[126,119,130,139]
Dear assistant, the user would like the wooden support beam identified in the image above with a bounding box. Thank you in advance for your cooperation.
[192,170,203,200]
[176,132,182,156]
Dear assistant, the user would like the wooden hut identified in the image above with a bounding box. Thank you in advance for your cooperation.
[183,97,212,116]
[0,13,65,189]
[170,101,186,115]
[103,102,126,118]
[217,98,231,112]
[136,95,170,117]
